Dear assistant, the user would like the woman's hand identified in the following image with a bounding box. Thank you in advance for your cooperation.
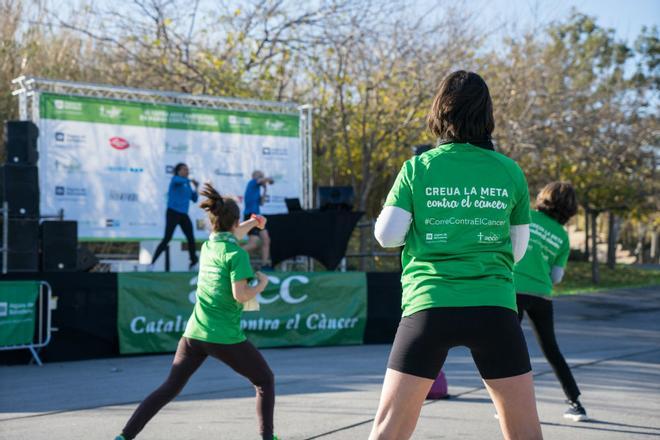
[251,214,267,229]
[255,271,269,289]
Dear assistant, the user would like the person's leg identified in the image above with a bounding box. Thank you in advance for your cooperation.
[151,209,178,264]
[483,372,543,440]
[526,297,581,402]
[470,307,541,440]
[369,369,434,440]
[243,235,260,253]
[202,340,275,440]
[370,309,449,440]
[516,293,530,323]
[120,338,207,439]
[259,229,271,266]
[178,213,198,266]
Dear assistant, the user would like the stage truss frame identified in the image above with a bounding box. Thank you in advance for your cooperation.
[11,76,314,209]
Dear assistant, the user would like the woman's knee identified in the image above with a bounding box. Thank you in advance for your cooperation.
[254,367,275,390]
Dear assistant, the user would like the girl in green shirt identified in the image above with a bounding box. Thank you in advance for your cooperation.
[115,183,277,440]
[370,71,543,440]
[514,182,586,421]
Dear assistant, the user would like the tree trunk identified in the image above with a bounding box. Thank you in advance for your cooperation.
[635,224,646,264]
[651,229,658,264]
[591,211,600,284]
[584,208,590,261]
[606,212,620,269]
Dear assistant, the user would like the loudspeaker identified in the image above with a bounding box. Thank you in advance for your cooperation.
[0,218,39,271]
[4,121,39,165]
[40,221,78,272]
[0,165,39,218]
[317,186,355,211]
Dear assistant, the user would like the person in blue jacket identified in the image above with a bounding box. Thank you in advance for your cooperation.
[242,170,274,268]
[151,163,199,269]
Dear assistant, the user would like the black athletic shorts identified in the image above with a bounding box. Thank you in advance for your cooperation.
[243,213,261,236]
[387,306,531,380]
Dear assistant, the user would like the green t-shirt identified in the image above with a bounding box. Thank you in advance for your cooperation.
[385,143,531,316]
[184,232,255,344]
[513,210,570,297]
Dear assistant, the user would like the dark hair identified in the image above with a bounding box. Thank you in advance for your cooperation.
[174,163,187,175]
[536,182,578,225]
[427,70,495,143]
[199,183,240,232]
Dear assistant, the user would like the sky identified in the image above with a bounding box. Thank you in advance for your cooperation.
[466,0,658,44]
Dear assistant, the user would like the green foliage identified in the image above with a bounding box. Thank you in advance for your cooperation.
[555,262,660,295]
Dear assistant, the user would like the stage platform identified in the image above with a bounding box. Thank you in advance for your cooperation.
[0,286,658,439]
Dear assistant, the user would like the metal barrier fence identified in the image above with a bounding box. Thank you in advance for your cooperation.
[0,281,54,366]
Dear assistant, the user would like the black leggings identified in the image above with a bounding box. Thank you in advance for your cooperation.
[152,208,197,265]
[121,337,275,440]
[517,293,581,401]
[387,306,531,380]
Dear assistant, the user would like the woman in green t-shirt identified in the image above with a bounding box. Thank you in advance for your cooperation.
[370,71,543,440]
[115,183,278,440]
[514,182,586,421]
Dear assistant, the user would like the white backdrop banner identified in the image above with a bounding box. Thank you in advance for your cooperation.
[38,93,302,240]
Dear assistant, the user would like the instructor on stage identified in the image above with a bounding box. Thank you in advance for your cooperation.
[243,170,273,269]
[151,162,199,270]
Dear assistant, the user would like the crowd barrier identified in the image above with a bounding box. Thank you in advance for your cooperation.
[0,281,53,365]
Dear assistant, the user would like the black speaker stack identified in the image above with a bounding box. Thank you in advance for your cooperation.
[1,120,78,272]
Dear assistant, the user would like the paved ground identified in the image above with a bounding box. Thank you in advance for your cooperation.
[1,286,659,439]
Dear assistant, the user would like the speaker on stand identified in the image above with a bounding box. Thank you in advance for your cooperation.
[40,221,78,272]
[1,120,41,273]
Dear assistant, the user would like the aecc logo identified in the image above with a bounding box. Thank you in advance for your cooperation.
[187,275,309,305]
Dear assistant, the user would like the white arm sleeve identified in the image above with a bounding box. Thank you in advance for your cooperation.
[374,206,412,248]
[551,266,565,284]
[510,224,530,263]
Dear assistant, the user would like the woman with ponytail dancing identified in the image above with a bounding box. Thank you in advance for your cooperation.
[115,183,279,440]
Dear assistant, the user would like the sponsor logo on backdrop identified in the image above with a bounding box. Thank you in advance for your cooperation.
[106,165,144,173]
[213,170,244,177]
[262,147,288,158]
[109,137,130,150]
[166,165,194,175]
[128,221,158,227]
[106,219,121,228]
[55,157,84,174]
[217,144,235,153]
[55,186,87,197]
[164,142,190,154]
[100,105,123,119]
[228,115,252,126]
[54,131,87,147]
[0,302,7,317]
[53,100,83,112]
[110,191,139,202]
[265,120,286,131]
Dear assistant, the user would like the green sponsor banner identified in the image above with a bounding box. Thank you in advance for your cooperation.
[117,272,367,354]
[40,93,299,137]
[0,281,40,347]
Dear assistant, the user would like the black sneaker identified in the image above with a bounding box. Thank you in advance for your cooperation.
[563,400,588,422]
